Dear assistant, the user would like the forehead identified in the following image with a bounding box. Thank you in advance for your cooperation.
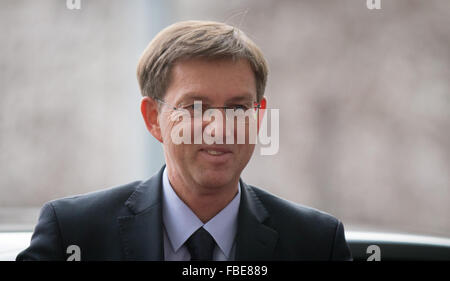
[165,58,257,104]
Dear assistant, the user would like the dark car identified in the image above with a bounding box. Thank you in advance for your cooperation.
[346,231,450,261]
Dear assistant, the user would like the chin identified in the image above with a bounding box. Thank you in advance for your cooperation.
[194,169,236,189]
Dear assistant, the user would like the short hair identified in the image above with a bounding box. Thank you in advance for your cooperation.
[137,20,268,102]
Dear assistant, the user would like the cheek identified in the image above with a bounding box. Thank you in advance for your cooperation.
[163,122,196,156]
[161,118,185,143]
[235,143,256,160]
[232,121,258,145]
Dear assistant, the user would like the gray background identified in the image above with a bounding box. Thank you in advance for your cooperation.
[0,0,449,237]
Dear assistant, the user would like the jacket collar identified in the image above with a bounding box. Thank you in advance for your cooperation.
[117,165,278,260]
[117,166,165,260]
[235,180,278,260]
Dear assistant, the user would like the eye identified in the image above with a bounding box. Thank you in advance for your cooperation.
[181,103,207,116]
[231,105,249,111]
[181,104,197,110]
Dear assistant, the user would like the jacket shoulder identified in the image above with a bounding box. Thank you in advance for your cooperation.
[248,185,339,227]
[50,180,141,206]
[17,180,143,261]
[47,180,142,227]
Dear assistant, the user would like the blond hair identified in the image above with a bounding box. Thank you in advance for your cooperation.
[137,20,268,102]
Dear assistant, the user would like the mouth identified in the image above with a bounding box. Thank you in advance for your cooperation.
[198,146,233,163]
[204,150,227,155]
[199,146,232,154]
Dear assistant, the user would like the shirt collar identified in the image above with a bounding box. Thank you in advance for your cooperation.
[161,167,240,259]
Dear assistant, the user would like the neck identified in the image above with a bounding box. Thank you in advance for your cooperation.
[167,170,239,223]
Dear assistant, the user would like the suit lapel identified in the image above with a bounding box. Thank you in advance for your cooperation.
[235,180,278,260]
[117,166,165,261]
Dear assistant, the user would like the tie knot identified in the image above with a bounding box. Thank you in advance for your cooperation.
[185,227,216,261]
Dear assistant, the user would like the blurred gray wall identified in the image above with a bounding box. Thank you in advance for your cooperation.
[1,0,449,237]
[0,0,168,229]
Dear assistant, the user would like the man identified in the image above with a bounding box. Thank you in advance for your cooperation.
[17,20,352,261]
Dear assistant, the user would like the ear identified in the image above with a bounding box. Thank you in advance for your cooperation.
[257,97,267,132]
[141,97,163,143]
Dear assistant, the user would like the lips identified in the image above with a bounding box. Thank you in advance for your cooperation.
[198,146,233,163]
[204,150,226,155]
[199,146,233,155]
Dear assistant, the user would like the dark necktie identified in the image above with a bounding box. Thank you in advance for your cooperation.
[185,227,216,261]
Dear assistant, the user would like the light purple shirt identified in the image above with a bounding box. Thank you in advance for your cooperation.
[161,167,241,261]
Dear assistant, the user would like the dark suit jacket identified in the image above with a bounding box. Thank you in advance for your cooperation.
[16,166,352,261]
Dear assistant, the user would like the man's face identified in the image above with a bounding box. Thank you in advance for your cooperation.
[158,58,260,191]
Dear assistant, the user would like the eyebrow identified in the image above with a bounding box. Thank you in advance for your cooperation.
[176,92,255,105]
[225,95,254,103]
[175,93,211,105]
